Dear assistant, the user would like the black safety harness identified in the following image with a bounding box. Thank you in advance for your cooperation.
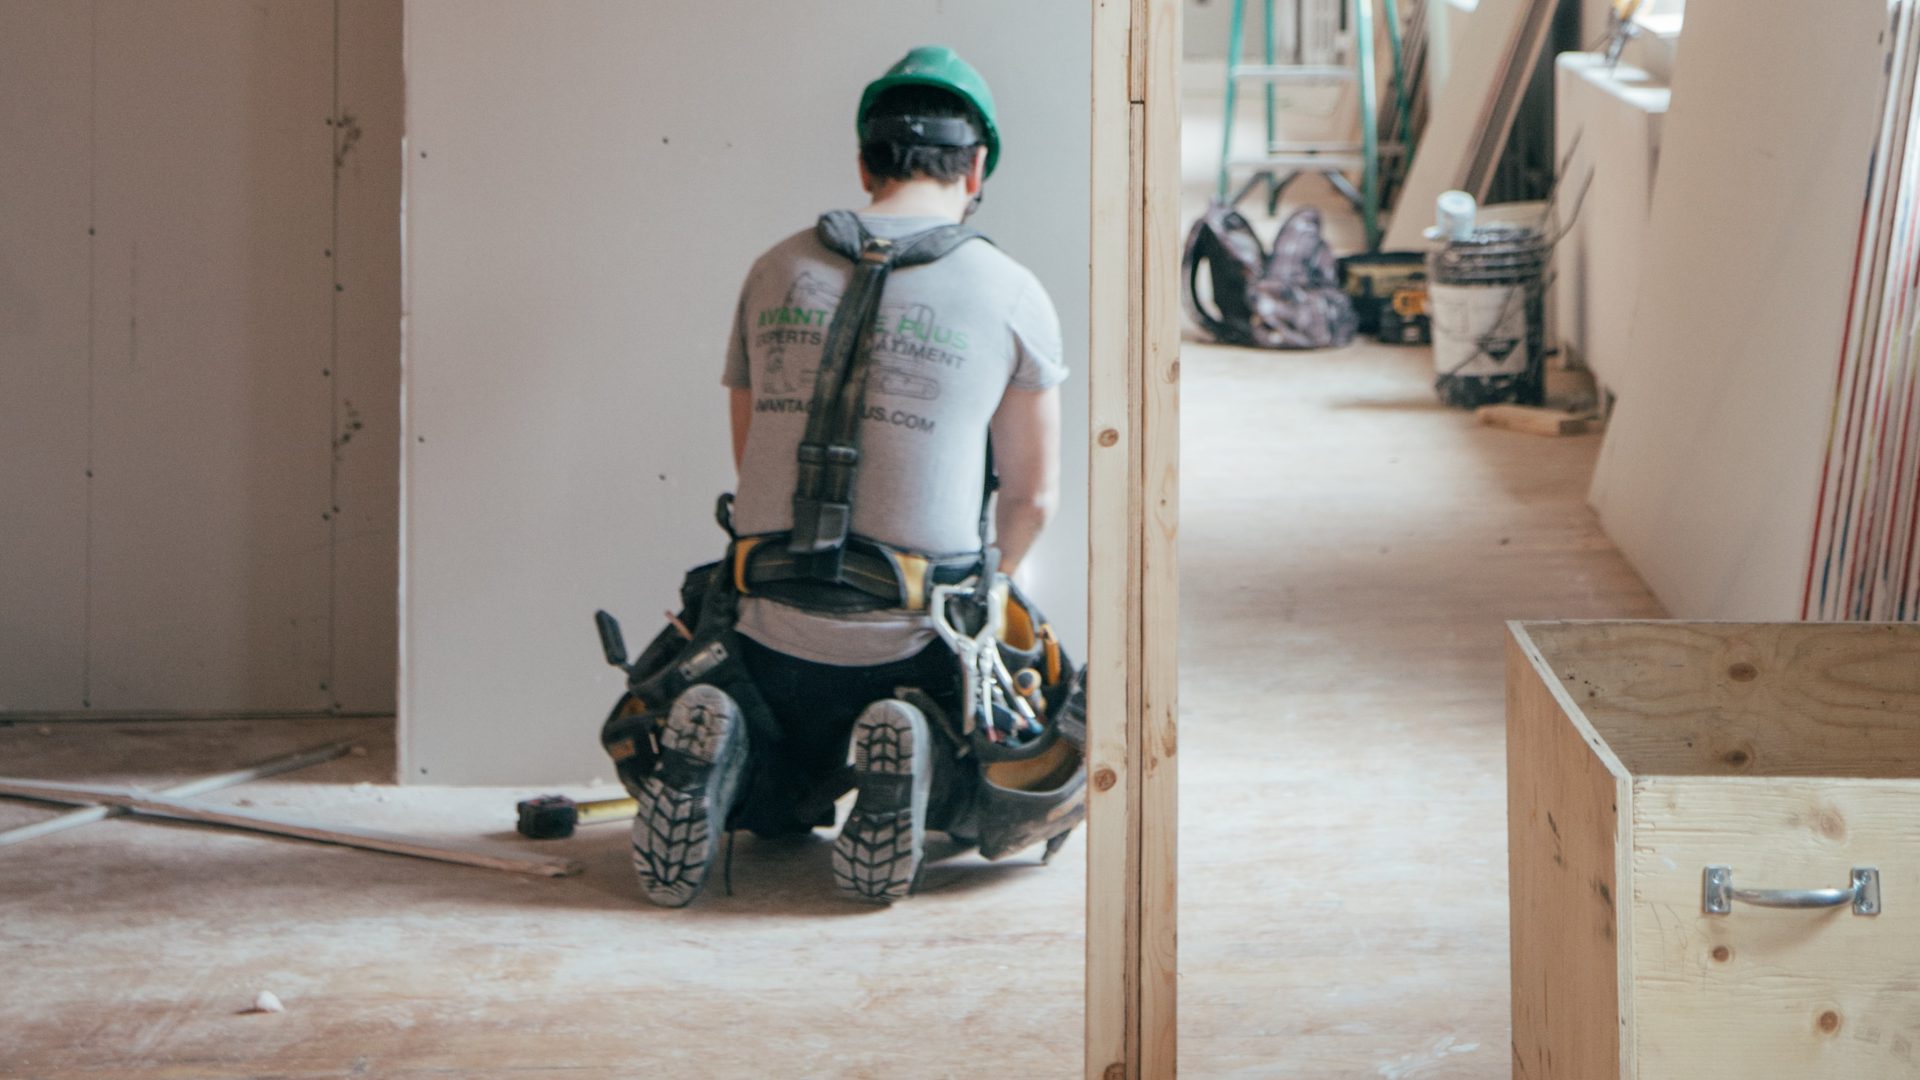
[598,210,1086,854]
[600,211,999,828]
[724,210,997,614]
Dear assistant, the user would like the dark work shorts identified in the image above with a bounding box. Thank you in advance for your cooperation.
[732,634,964,836]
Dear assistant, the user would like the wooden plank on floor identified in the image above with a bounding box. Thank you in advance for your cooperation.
[0,777,581,877]
[1476,404,1595,437]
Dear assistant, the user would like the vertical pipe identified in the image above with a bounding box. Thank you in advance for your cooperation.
[1383,0,1411,151]
[1218,0,1246,200]
[1355,0,1381,249]
[1263,0,1278,206]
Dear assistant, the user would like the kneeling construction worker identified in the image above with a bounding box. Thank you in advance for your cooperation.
[595,46,1087,907]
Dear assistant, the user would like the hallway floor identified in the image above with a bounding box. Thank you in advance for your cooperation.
[1176,335,1662,1077]
[2,336,1660,1078]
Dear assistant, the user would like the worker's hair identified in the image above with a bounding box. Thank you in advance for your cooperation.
[860,85,983,184]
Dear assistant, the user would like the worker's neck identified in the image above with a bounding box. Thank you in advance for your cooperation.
[864,177,972,223]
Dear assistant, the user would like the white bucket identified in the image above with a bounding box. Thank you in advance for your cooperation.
[1425,224,1548,407]
[1429,281,1532,379]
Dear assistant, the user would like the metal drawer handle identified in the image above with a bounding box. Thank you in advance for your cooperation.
[1703,866,1880,916]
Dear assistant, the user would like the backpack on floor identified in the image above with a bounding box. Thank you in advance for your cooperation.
[1181,202,1358,350]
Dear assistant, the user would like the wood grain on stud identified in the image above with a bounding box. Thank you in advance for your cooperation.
[1085,0,1140,1075]
[1086,0,1179,1074]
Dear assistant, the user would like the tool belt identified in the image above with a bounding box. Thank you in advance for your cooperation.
[597,560,777,801]
[597,557,1085,850]
[898,577,1087,860]
[728,531,982,614]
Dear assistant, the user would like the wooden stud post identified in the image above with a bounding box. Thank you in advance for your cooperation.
[1087,0,1180,1075]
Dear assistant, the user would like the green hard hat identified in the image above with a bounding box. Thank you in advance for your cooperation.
[857,45,1001,178]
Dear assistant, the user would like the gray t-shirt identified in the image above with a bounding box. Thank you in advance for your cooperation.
[723,213,1067,666]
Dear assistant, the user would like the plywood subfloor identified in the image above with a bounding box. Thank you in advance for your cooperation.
[0,717,1083,1078]
[1177,339,1662,1077]
[2,341,1659,1077]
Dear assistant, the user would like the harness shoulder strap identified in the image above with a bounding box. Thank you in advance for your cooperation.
[788,212,989,569]
[814,211,991,266]
[891,223,989,267]
[813,210,872,262]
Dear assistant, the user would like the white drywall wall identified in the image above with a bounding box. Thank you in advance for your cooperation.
[0,1,402,715]
[1588,0,1891,618]
[1552,53,1666,398]
[402,1,1094,784]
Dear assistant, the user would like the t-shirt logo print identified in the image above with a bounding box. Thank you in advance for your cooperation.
[759,271,837,395]
[756,266,980,413]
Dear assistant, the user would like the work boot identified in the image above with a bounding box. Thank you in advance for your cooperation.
[832,699,931,904]
[630,684,748,908]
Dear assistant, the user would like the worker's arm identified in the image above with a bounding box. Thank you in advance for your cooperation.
[987,385,1061,575]
[729,387,753,473]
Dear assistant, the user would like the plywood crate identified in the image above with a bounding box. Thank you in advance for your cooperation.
[1507,621,1920,1078]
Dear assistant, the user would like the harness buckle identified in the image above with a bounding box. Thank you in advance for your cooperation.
[790,442,859,557]
[788,498,853,557]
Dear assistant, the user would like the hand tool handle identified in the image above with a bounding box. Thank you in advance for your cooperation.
[574,797,639,825]
[595,609,630,669]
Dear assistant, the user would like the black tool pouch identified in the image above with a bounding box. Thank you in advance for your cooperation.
[598,561,777,803]
[966,578,1077,759]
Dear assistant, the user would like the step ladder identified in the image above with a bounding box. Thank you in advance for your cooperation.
[1216,0,1409,251]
